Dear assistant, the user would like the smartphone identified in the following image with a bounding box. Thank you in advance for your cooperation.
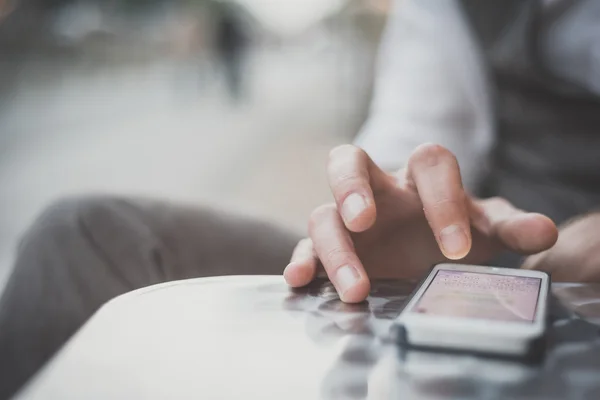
[394,264,550,357]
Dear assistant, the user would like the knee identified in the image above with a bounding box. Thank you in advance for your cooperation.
[20,195,130,250]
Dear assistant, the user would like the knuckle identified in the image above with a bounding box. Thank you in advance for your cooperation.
[308,203,336,232]
[292,238,314,260]
[328,146,367,175]
[323,247,355,267]
[332,171,363,188]
[298,237,313,247]
[427,197,464,212]
[410,143,457,169]
[327,146,368,191]
[485,196,511,209]
[328,144,363,161]
[296,238,313,251]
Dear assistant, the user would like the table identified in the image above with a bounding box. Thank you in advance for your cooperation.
[15,277,600,399]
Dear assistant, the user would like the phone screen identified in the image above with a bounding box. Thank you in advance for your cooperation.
[411,269,542,323]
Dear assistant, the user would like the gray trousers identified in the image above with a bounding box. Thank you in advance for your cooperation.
[0,197,300,399]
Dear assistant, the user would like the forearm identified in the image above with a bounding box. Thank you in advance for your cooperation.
[354,0,494,191]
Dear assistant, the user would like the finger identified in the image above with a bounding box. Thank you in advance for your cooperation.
[309,203,370,303]
[477,197,558,254]
[521,251,548,271]
[327,145,389,233]
[522,245,570,280]
[284,238,318,287]
[404,143,471,259]
[522,240,583,282]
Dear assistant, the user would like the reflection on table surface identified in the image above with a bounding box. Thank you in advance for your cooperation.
[17,277,600,400]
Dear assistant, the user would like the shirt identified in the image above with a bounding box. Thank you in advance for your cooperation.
[355,0,600,224]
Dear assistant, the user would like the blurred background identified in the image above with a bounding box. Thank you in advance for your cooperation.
[0,0,391,286]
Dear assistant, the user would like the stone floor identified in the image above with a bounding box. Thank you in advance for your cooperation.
[0,46,371,288]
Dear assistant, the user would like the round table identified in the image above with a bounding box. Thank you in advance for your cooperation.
[15,277,600,399]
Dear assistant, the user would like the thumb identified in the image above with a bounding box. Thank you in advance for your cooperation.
[521,250,549,271]
[477,197,558,254]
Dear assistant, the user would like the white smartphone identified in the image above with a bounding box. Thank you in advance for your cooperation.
[395,263,550,357]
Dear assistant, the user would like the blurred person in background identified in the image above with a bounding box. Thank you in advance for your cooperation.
[1,0,599,398]
[169,8,206,94]
[213,2,249,101]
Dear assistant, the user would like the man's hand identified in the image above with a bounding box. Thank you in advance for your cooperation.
[284,144,559,303]
[523,213,600,282]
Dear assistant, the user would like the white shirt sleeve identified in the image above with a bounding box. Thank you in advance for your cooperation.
[354,0,495,191]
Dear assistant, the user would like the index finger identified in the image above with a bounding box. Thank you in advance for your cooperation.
[309,203,371,303]
[327,145,389,232]
[404,143,471,259]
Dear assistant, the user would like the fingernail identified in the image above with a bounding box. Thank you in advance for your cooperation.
[341,193,367,224]
[440,225,469,258]
[335,265,360,295]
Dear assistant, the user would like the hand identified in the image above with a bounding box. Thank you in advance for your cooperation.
[284,144,559,303]
[523,213,600,282]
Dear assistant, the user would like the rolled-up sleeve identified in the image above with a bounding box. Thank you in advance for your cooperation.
[354,0,495,192]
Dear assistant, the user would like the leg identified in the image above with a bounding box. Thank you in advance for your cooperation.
[0,196,300,399]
